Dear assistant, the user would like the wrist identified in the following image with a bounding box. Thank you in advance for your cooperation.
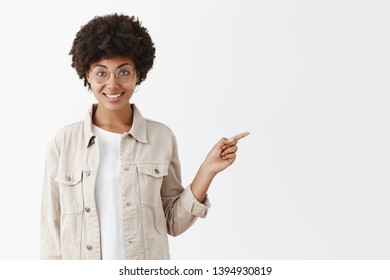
[200,162,218,178]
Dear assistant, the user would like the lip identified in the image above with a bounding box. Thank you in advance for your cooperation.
[103,92,125,102]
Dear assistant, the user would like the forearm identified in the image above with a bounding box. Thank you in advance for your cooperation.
[190,163,217,203]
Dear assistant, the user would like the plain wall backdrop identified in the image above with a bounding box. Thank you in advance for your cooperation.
[0,0,389,259]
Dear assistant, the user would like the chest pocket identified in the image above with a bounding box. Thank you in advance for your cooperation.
[55,169,84,214]
[137,163,169,207]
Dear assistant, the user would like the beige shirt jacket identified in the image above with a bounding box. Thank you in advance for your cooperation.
[41,104,210,260]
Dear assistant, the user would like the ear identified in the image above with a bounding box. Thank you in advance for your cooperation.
[84,73,92,91]
[85,72,90,83]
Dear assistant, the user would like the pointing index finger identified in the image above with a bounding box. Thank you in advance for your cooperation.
[228,131,250,142]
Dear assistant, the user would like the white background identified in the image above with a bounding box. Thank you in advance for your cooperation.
[0,0,389,259]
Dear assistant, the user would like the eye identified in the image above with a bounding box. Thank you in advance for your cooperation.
[118,70,130,76]
[96,71,107,77]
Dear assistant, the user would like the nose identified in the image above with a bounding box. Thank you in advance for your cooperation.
[105,73,120,89]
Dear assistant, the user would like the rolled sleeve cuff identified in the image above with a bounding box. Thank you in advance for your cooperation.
[180,185,211,218]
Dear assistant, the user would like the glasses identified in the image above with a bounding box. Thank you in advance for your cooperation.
[89,66,135,83]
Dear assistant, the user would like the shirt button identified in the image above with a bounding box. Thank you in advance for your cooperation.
[91,138,95,145]
[154,169,159,175]
[85,207,91,213]
[85,171,90,176]
[65,176,72,182]
[86,245,92,250]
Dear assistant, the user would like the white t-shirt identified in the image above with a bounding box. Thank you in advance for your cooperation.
[93,125,125,259]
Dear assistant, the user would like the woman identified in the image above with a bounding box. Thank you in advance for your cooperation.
[41,13,249,260]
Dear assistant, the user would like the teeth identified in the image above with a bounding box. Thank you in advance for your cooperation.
[105,93,123,99]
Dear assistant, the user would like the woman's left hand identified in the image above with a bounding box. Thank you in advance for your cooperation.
[202,132,250,175]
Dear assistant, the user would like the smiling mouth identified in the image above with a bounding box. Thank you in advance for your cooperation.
[103,92,125,99]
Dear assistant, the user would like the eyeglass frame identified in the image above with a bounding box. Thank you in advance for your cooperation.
[88,63,137,84]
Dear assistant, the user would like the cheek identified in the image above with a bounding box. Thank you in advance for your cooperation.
[90,83,105,94]
[126,84,136,92]
[119,82,137,94]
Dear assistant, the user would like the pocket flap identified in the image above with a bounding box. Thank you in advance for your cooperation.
[55,169,83,186]
[137,163,169,178]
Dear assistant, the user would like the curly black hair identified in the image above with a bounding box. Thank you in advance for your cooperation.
[69,14,156,88]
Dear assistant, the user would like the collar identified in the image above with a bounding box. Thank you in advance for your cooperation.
[83,103,148,148]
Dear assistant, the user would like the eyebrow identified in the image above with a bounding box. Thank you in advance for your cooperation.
[92,63,133,69]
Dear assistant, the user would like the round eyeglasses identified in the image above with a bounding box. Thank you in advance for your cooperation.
[89,66,135,83]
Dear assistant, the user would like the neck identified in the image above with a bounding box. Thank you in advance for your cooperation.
[92,103,133,133]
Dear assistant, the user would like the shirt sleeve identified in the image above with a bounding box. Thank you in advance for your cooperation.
[161,135,211,237]
[180,186,211,217]
[40,137,62,259]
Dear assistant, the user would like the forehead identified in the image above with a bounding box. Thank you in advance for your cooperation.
[90,57,136,68]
